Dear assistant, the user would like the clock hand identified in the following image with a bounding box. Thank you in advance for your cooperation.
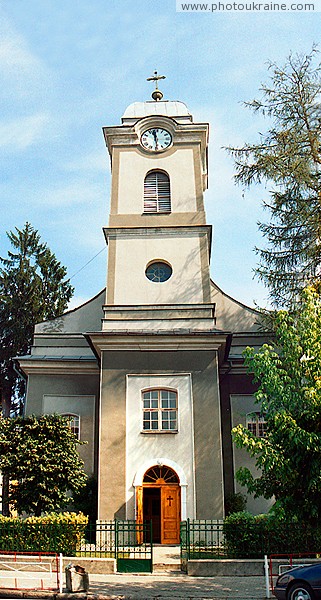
[152,130,158,150]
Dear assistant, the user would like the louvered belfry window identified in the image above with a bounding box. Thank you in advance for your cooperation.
[144,171,171,213]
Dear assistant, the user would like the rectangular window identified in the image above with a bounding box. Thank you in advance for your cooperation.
[246,412,267,438]
[142,389,178,432]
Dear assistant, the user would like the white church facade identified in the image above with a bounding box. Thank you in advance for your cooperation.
[18,87,269,544]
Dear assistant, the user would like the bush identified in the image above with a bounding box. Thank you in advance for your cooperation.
[223,512,321,558]
[0,512,88,555]
[225,492,247,516]
[69,475,98,525]
[223,512,262,557]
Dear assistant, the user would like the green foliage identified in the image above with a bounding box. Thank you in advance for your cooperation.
[223,512,321,558]
[70,475,98,524]
[0,414,87,516]
[226,47,321,308]
[0,223,74,415]
[0,512,88,555]
[232,286,321,523]
[225,492,247,516]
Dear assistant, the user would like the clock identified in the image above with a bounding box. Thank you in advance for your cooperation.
[141,128,172,152]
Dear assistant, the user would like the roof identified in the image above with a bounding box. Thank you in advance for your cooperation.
[122,100,193,124]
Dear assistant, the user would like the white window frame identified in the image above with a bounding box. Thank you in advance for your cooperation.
[62,413,80,440]
[246,412,267,438]
[142,388,178,433]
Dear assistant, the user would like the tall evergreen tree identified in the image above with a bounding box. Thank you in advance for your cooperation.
[0,223,74,416]
[227,47,321,308]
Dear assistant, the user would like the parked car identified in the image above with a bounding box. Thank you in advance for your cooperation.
[274,562,321,600]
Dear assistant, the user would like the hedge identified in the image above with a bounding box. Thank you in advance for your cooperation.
[0,512,88,555]
[223,512,321,558]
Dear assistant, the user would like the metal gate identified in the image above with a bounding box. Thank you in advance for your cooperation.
[115,520,153,573]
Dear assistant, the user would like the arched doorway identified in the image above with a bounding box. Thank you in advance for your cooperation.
[137,465,181,544]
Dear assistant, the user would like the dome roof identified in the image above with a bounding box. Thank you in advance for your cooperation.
[122,100,193,124]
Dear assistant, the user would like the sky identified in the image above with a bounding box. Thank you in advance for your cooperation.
[0,0,320,310]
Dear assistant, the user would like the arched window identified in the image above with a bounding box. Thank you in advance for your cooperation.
[144,171,171,213]
[143,465,179,484]
[142,389,177,432]
[62,413,80,439]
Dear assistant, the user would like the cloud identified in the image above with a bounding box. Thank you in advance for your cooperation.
[0,17,43,76]
[0,113,51,151]
[0,13,51,101]
[65,151,107,173]
[35,180,105,209]
[0,31,39,73]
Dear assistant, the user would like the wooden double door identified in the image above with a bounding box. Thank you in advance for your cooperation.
[137,484,181,544]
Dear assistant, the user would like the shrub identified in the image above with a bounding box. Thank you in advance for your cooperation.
[225,492,247,516]
[0,512,88,555]
[223,512,262,557]
[223,512,321,558]
[69,475,98,525]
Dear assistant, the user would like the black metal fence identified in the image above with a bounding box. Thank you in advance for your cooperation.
[180,518,321,569]
[0,520,153,572]
[180,519,225,571]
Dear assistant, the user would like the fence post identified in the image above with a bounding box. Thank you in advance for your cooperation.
[264,555,271,599]
[187,518,190,560]
[114,520,118,560]
[59,553,63,594]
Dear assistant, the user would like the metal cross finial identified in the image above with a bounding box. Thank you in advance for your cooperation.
[147,70,166,101]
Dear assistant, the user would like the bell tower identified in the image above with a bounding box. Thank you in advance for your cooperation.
[101,74,215,331]
[88,76,226,528]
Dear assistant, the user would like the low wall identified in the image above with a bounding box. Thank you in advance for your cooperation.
[187,559,264,577]
[63,557,115,574]
[187,557,321,577]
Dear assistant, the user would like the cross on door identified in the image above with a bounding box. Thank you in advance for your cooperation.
[167,495,174,506]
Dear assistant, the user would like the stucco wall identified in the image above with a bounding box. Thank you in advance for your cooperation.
[125,374,195,520]
[25,373,99,475]
[35,290,105,334]
[108,230,209,306]
[115,147,197,215]
[230,394,273,515]
[211,281,259,333]
[98,350,224,521]
[43,394,95,474]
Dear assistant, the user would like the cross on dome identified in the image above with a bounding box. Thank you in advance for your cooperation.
[147,70,166,101]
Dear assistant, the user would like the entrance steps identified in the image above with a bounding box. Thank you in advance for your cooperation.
[153,545,181,573]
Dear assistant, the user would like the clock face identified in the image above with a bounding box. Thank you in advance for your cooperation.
[141,128,172,152]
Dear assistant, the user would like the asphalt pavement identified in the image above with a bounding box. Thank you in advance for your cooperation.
[0,573,269,600]
[88,571,269,599]
[0,546,270,599]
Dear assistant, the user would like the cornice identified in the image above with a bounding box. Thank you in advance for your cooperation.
[85,330,228,363]
[103,119,208,150]
[103,224,212,247]
[18,358,99,376]
[102,117,208,184]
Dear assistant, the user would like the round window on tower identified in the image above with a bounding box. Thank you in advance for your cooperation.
[145,261,172,283]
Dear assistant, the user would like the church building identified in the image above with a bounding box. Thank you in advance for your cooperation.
[18,77,269,544]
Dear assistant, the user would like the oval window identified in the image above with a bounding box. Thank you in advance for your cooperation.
[145,261,172,283]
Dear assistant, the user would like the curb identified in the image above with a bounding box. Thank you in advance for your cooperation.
[0,593,125,600]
